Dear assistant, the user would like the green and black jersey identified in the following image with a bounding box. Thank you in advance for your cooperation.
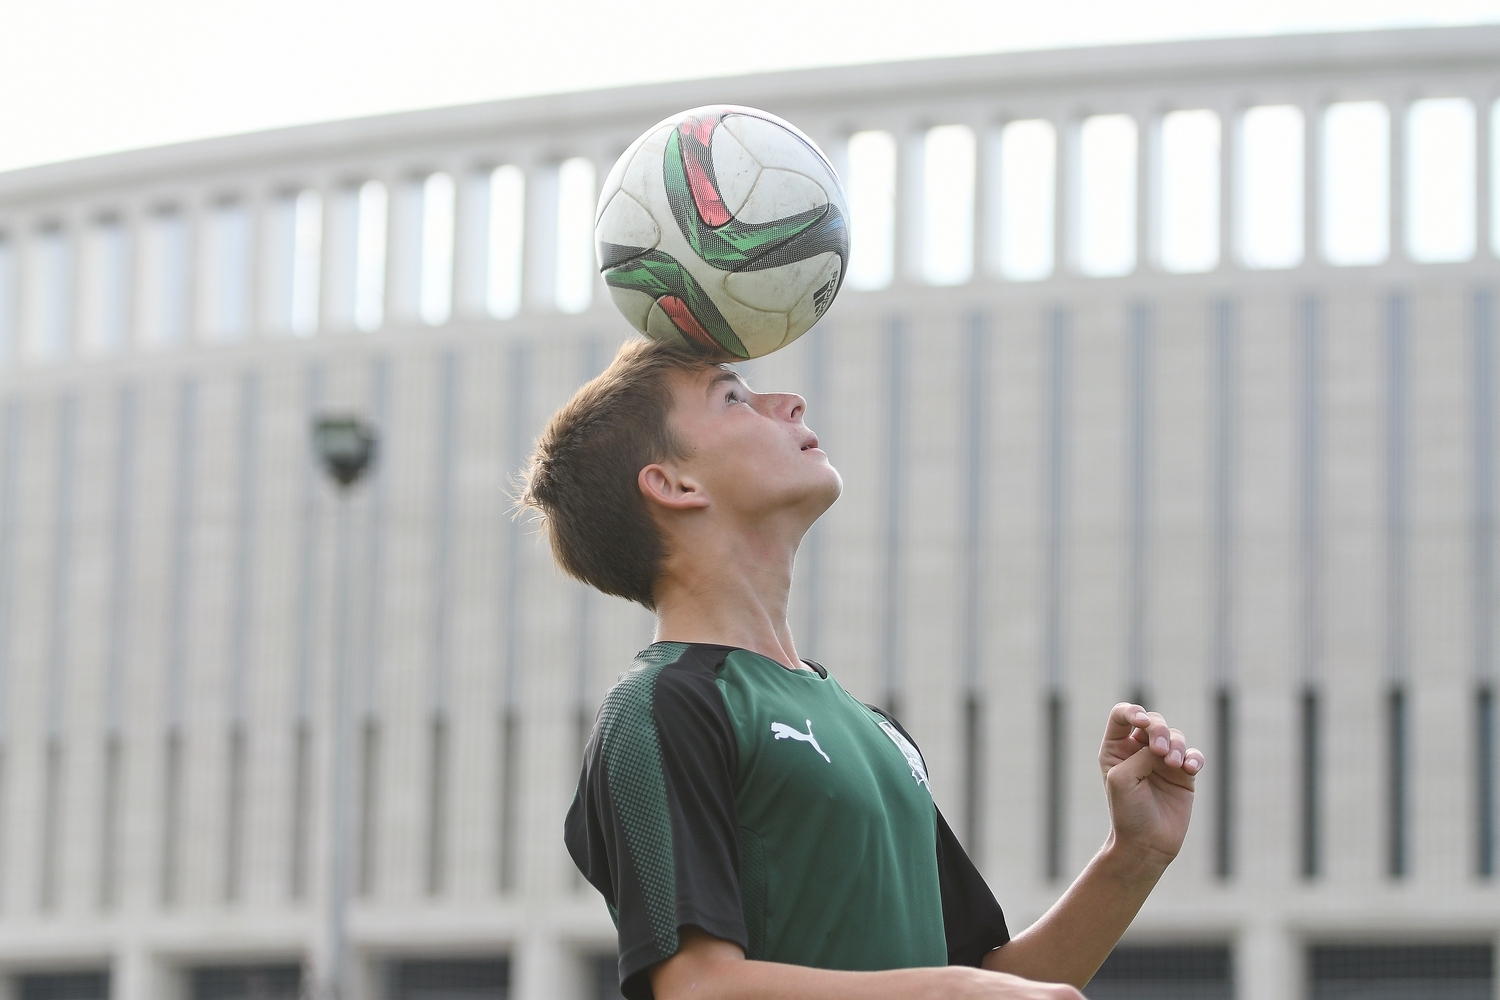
[565,642,1009,999]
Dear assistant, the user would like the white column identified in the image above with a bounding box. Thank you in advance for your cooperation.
[21,216,77,362]
[322,181,360,332]
[179,197,203,345]
[454,165,492,321]
[114,939,176,1000]
[1388,95,1409,264]
[1057,114,1081,275]
[1136,107,1157,273]
[1303,99,1322,267]
[258,187,297,335]
[523,157,560,314]
[1219,102,1239,271]
[1478,93,1494,260]
[977,117,1004,280]
[1239,923,1301,1000]
[591,148,619,310]
[386,172,425,326]
[513,931,580,1000]
[897,124,927,285]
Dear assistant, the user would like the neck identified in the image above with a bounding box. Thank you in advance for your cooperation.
[652,515,805,671]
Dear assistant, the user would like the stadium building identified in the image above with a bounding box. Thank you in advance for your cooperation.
[0,25,1497,1000]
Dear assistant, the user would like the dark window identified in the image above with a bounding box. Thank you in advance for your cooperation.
[18,971,109,1000]
[1387,685,1408,877]
[1300,686,1320,878]
[590,956,625,1000]
[1214,686,1234,879]
[1477,686,1494,877]
[1044,690,1065,880]
[189,965,300,1000]
[391,958,509,1000]
[1310,945,1493,1000]
[1086,944,1232,1000]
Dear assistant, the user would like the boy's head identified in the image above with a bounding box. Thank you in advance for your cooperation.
[518,338,839,610]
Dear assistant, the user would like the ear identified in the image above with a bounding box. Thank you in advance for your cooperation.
[639,462,711,512]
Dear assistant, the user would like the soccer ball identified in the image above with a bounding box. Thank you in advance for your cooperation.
[595,105,849,360]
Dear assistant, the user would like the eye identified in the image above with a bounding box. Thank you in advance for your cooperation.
[725,387,746,404]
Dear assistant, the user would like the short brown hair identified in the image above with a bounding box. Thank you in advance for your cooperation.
[517,338,720,609]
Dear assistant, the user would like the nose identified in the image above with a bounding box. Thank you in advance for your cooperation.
[775,392,806,423]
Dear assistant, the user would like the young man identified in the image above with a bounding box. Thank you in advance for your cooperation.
[522,339,1204,1000]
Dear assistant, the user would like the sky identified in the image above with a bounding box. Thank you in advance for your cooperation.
[2,0,1500,174]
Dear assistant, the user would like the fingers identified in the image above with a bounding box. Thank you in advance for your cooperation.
[1103,704,1205,776]
[1184,746,1205,775]
[1104,702,1152,743]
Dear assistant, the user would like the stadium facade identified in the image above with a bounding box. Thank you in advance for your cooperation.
[0,25,1497,1000]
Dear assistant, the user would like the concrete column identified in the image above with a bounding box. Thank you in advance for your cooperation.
[1137,107,1157,273]
[1388,95,1409,264]
[257,187,297,335]
[523,157,560,314]
[1057,114,1080,275]
[178,196,203,346]
[1219,102,1239,271]
[1303,100,1322,266]
[976,118,1003,280]
[21,214,78,362]
[385,172,425,326]
[1238,922,1301,1000]
[1476,92,1492,261]
[897,124,927,285]
[513,930,581,1000]
[115,938,174,1000]
[454,166,492,321]
[322,181,360,333]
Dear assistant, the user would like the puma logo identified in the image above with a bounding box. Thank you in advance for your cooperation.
[771,720,830,763]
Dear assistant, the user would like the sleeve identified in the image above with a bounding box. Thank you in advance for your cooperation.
[865,705,1010,966]
[934,805,1011,965]
[564,654,744,1000]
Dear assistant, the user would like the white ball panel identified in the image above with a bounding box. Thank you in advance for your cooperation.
[709,127,762,216]
[724,252,838,314]
[608,286,656,334]
[785,254,843,345]
[721,114,841,191]
[597,127,659,224]
[734,168,827,225]
[615,124,675,206]
[595,191,661,253]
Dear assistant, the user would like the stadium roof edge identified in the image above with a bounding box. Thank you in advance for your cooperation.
[1,23,1498,203]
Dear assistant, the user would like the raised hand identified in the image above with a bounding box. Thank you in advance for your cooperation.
[1098,703,1204,866]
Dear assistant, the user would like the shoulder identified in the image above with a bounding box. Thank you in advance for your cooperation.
[596,643,733,749]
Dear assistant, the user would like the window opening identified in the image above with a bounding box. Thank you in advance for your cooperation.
[1321,101,1390,266]
[555,157,596,314]
[994,119,1056,281]
[1157,109,1220,273]
[1406,97,1476,263]
[1238,105,1305,269]
[1078,114,1138,276]
[921,125,975,285]
[846,131,897,289]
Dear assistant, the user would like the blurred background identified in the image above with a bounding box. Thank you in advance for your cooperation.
[1,2,1499,998]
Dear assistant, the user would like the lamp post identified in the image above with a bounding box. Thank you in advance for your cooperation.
[311,415,377,1000]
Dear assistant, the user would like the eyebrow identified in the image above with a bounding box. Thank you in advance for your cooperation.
[706,368,746,397]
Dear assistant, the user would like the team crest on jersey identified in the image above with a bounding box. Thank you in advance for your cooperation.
[878,720,931,791]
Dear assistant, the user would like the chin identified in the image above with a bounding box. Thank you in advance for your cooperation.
[809,468,843,514]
